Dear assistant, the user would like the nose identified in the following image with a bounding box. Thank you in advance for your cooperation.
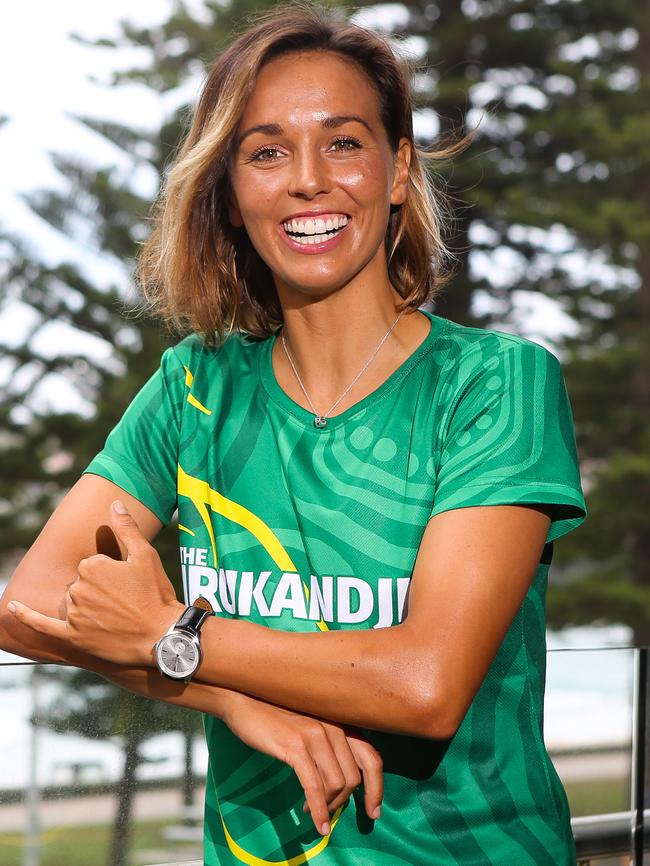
[287,148,331,199]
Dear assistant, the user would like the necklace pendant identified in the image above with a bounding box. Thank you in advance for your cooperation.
[313,415,327,429]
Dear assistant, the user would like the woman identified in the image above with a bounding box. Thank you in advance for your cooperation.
[0,5,587,865]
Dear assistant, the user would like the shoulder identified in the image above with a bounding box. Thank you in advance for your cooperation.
[424,316,566,430]
[435,316,555,361]
[432,316,561,385]
[161,329,268,375]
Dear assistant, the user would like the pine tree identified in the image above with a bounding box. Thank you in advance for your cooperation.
[542,0,650,641]
[1,0,647,724]
[1,4,647,860]
[90,0,649,641]
[0,8,240,865]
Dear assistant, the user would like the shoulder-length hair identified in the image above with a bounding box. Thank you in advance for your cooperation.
[137,2,471,343]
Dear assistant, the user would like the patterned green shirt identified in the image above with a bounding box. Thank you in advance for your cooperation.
[85,310,586,866]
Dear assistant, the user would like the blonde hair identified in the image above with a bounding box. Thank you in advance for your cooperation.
[137,3,472,343]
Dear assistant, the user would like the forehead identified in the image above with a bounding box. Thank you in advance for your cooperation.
[239,50,382,127]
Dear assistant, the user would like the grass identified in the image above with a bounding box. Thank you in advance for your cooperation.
[565,775,631,818]
[0,817,201,866]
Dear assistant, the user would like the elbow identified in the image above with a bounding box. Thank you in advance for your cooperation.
[0,565,67,664]
[411,696,462,742]
[401,674,465,741]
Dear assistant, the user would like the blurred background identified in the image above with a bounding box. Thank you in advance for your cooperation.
[0,1,648,865]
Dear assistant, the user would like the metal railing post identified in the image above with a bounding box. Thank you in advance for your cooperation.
[631,647,650,864]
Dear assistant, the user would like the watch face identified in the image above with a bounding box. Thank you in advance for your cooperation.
[156,632,200,679]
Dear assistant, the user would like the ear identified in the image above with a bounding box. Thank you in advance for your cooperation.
[390,138,411,208]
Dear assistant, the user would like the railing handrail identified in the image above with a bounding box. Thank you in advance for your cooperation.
[572,810,649,858]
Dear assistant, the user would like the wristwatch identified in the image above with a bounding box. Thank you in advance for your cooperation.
[154,596,214,682]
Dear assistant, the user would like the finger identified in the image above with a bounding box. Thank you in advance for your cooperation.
[7,601,68,641]
[78,554,117,577]
[109,500,147,561]
[305,726,348,812]
[320,724,362,812]
[289,751,331,836]
[346,733,384,820]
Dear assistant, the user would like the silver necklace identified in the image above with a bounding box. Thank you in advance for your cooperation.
[280,310,404,429]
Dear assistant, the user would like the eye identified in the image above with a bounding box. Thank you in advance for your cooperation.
[245,135,362,163]
[329,136,362,152]
[246,145,283,163]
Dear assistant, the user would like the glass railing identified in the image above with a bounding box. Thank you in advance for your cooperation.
[546,644,637,866]
[0,642,646,866]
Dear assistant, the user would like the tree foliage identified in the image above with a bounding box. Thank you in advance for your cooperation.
[0,2,647,631]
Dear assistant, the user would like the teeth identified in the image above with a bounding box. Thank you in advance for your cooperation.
[292,230,340,245]
[284,215,348,235]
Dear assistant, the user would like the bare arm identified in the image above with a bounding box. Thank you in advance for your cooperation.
[187,503,552,738]
[0,474,242,714]
[7,487,551,740]
[0,475,384,833]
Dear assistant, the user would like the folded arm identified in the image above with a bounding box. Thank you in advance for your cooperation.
[4,475,551,741]
[0,476,237,715]
[0,475,384,833]
[179,500,551,738]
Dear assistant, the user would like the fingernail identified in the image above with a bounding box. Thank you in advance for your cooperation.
[372,806,381,820]
[113,500,128,514]
[7,602,17,614]
[321,821,330,836]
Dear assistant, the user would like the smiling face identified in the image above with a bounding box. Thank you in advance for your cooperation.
[228,50,411,304]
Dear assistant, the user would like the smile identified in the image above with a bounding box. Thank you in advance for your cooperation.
[283,214,348,240]
[279,214,351,254]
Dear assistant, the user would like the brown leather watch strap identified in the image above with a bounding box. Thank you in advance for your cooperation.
[193,595,214,614]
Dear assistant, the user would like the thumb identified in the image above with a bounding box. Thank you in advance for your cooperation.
[110,500,145,558]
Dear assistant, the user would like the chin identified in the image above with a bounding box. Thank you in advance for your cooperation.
[280,275,352,301]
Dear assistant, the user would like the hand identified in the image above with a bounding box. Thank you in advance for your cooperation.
[7,500,183,666]
[223,693,383,836]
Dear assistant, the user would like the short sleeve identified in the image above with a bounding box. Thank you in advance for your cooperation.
[430,338,587,544]
[83,346,185,525]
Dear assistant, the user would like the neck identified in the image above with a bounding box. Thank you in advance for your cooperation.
[271,278,431,416]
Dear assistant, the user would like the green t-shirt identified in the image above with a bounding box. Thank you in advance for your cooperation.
[85,310,586,866]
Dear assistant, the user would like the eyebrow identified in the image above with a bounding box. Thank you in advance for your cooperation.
[236,114,373,149]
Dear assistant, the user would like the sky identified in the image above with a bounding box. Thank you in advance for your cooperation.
[0,0,593,403]
[0,0,193,278]
[0,1,200,414]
